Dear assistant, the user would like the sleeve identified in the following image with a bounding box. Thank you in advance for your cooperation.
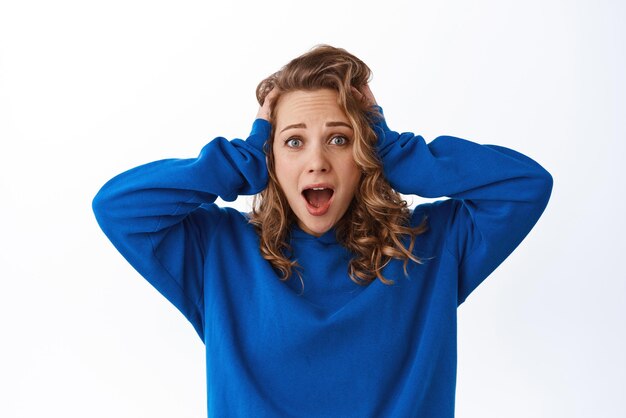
[92,119,271,341]
[372,106,553,306]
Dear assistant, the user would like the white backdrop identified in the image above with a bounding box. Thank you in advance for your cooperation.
[1,0,624,417]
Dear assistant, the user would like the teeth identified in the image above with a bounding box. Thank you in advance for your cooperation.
[312,187,325,190]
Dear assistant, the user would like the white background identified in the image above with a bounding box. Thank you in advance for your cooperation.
[1,0,624,417]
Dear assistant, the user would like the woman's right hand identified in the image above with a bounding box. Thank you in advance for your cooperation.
[256,88,280,121]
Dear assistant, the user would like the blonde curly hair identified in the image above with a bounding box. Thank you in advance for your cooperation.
[249,45,429,287]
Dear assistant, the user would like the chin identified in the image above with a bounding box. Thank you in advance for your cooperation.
[298,217,337,237]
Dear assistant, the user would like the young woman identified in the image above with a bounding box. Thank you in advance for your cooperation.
[93,45,553,417]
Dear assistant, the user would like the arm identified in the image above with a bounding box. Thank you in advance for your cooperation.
[92,97,275,341]
[359,87,553,305]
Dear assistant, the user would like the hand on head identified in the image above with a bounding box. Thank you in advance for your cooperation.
[351,84,377,108]
[256,88,280,121]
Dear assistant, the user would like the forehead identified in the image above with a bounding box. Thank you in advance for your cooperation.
[274,89,348,127]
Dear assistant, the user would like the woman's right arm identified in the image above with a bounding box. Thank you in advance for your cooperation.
[92,118,270,342]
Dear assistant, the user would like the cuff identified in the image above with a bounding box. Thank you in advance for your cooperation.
[247,118,272,150]
[370,105,391,133]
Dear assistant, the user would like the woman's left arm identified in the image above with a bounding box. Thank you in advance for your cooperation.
[361,88,553,305]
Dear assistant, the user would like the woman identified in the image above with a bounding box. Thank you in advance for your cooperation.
[93,45,553,417]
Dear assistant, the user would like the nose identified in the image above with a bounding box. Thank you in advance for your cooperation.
[307,143,329,173]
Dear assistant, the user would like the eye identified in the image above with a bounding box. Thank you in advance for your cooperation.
[329,135,349,146]
[285,137,303,148]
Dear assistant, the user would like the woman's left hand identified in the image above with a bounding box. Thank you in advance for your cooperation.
[352,84,377,108]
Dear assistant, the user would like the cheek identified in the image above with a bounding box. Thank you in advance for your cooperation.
[272,152,296,188]
[271,144,284,178]
[342,158,361,188]
[335,159,361,203]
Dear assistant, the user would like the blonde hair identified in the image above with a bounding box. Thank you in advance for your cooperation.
[250,44,429,286]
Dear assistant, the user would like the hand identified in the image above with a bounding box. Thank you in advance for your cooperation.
[352,84,377,108]
[256,88,280,121]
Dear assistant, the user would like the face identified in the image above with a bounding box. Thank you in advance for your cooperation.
[272,89,361,237]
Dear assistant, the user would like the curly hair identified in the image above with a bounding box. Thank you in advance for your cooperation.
[249,44,429,287]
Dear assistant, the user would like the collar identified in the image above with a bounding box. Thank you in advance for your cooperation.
[290,223,339,245]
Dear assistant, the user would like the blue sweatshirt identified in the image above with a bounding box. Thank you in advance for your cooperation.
[92,107,553,417]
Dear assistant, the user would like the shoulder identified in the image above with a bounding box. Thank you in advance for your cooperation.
[210,205,258,235]
[188,204,257,240]
[190,205,260,257]
[410,199,456,228]
[409,199,457,256]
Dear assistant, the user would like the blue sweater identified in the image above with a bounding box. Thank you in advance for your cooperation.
[92,108,553,417]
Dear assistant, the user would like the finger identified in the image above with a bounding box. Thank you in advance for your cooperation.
[264,87,281,105]
[351,86,365,103]
[257,88,281,120]
[360,84,377,106]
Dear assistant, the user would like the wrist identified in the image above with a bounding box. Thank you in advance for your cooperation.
[248,119,272,150]
[370,105,390,133]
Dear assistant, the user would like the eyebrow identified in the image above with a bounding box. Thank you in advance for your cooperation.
[279,121,353,133]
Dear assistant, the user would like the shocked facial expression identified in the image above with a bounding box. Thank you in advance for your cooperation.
[272,89,361,237]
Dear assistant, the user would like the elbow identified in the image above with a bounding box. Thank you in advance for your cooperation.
[92,194,110,241]
[92,189,103,220]
[539,167,554,204]
[92,183,116,230]
[92,186,108,221]
[92,184,131,244]
[530,167,553,212]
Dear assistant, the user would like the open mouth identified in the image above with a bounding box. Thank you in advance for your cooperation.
[301,186,334,216]
[302,187,334,208]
